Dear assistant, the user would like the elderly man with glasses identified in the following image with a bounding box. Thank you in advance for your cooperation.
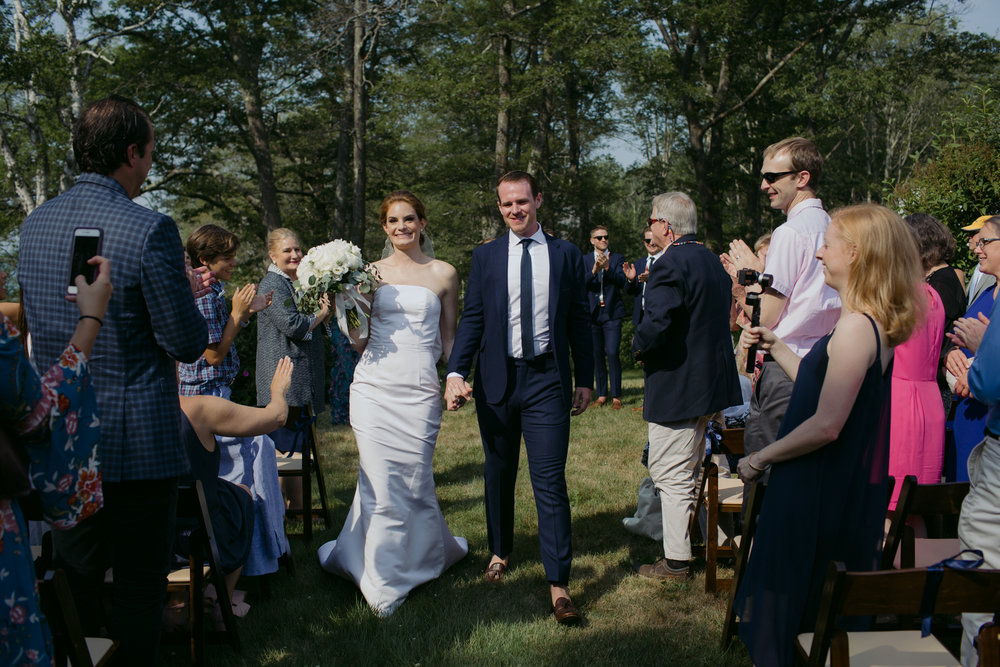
[584,225,628,408]
[724,136,841,490]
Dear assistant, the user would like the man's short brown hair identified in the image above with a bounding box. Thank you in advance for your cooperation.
[497,170,540,200]
[763,137,823,189]
[74,95,152,175]
[186,224,240,268]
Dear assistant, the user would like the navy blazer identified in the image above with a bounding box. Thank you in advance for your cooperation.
[19,173,207,481]
[582,251,627,321]
[633,235,742,423]
[449,231,594,407]
[624,254,655,327]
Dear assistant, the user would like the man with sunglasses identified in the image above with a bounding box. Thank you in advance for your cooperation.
[728,137,841,484]
[584,225,627,409]
[624,226,663,328]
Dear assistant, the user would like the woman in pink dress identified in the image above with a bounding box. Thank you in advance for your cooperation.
[888,282,945,508]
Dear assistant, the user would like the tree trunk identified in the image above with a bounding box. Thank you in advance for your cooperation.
[493,4,513,182]
[226,14,282,232]
[351,0,368,247]
[333,29,353,240]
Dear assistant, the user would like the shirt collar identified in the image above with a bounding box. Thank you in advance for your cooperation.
[268,263,295,281]
[508,226,547,249]
[787,197,824,219]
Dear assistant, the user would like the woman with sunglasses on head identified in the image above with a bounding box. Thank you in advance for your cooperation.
[944,216,1000,482]
[733,204,923,667]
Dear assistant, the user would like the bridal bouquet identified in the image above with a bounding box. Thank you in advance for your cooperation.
[293,239,379,338]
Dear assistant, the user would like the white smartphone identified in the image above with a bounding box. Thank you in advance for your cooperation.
[67,227,103,295]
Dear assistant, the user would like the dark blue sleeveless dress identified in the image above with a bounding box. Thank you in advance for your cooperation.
[735,315,891,666]
[180,414,254,574]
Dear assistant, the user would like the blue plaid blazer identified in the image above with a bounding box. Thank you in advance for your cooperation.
[19,173,207,481]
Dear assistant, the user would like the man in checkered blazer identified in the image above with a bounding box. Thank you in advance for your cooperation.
[19,95,207,664]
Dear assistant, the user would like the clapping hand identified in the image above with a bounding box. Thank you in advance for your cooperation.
[184,255,216,298]
[271,355,294,401]
[727,239,765,274]
[946,313,990,353]
[623,262,637,281]
[250,289,273,313]
[231,283,257,323]
[593,253,609,273]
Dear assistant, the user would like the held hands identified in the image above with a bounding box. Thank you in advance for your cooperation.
[944,348,972,380]
[946,313,990,354]
[69,256,113,319]
[445,376,473,411]
[570,387,591,416]
[270,355,294,400]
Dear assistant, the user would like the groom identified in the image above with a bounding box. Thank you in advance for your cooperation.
[446,170,593,625]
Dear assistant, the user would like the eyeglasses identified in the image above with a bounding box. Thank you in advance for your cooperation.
[975,238,1000,250]
[642,238,655,244]
[591,234,608,240]
[761,170,798,185]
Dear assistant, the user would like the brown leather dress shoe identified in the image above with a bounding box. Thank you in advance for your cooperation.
[552,597,582,625]
[633,557,690,581]
[484,561,507,583]
[594,396,607,406]
[612,398,623,410]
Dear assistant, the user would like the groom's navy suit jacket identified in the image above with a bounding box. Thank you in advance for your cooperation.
[448,231,594,406]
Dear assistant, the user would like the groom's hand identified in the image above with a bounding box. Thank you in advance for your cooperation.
[445,376,473,411]
[570,387,592,416]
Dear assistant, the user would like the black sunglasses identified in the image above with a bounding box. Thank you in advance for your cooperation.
[592,234,608,240]
[642,238,655,244]
[761,170,798,185]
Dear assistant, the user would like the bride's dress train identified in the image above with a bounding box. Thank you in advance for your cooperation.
[317,284,467,617]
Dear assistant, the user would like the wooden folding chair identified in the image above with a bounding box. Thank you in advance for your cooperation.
[166,480,241,665]
[38,569,117,667]
[721,480,765,649]
[275,404,331,541]
[797,561,1000,666]
[882,475,970,570]
[691,427,745,593]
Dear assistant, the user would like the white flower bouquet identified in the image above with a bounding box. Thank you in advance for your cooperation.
[292,239,379,337]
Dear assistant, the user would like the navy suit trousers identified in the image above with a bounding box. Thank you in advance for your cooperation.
[591,317,623,398]
[474,353,572,584]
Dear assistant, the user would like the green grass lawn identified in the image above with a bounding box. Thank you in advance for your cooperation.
[162,369,752,666]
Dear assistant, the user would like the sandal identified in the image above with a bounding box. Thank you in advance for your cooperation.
[484,560,508,583]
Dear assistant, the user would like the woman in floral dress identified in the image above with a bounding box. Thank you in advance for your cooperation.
[0,259,111,665]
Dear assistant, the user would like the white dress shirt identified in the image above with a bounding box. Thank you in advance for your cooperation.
[508,226,551,358]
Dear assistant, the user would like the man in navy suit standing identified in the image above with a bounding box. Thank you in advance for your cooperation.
[446,171,593,624]
[624,225,664,327]
[632,192,742,580]
[19,96,208,663]
[583,225,627,409]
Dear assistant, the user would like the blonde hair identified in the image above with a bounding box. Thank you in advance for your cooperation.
[832,204,924,347]
[267,227,300,255]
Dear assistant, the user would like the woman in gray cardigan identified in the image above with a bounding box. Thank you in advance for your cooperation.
[256,228,331,507]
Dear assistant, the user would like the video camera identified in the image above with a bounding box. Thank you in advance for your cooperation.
[740,270,773,374]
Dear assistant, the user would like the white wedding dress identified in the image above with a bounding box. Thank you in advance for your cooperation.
[317,284,468,617]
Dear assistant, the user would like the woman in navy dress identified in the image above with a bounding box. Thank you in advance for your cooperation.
[734,204,924,667]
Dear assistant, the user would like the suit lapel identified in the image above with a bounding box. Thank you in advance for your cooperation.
[546,234,561,325]
[492,232,511,326]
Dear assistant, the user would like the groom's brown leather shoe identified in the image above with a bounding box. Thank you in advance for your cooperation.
[552,597,582,625]
[484,561,507,583]
[594,396,607,406]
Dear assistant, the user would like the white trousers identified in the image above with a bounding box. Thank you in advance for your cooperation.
[959,435,1000,667]
[647,416,708,561]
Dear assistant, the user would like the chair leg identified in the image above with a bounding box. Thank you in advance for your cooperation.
[302,425,313,542]
[722,481,765,650]
[705,473,719,594]
[190,531,205,667]
[308,415,332,528]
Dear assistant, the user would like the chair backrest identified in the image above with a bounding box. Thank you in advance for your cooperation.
[805,561,1000,667]
[720,428,744,457]
[882,475,970,569]
[39,569,117,667]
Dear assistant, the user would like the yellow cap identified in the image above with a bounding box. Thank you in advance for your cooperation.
[962,215,994,232]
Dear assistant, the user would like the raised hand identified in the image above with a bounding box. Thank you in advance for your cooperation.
[232,283,257,323]
[71,256,113,318]
[250,289,273,313]
[271,355,294,400]
[947,313,990,353]
[623,261,637,281]
[728,239,764,274]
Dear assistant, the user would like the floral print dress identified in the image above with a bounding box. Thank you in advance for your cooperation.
[1,316,102,666]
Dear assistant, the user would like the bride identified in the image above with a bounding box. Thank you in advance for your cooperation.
[317,190,468,616]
